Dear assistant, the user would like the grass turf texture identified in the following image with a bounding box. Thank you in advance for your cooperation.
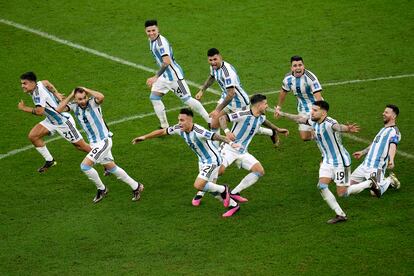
[1,0,413,274]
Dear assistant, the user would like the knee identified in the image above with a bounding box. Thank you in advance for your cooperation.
[28,132,37,142]
[80,163,91,171]
[194,182,204,191]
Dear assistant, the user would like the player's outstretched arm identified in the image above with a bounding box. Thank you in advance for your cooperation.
[17,100,44,116]
[196,75,215,100]
[146,56,171,87]
[332,123,360,133]
[274,90,288,118]
[218,114,235,141]
[132,128,167,144]
[42,80,65,101]
[56,91,74,113]
[214,87,235,113]
[277,110,308,124]
[352,144,371,159]
[212,133,241,150]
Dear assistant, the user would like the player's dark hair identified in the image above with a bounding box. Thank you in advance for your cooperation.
[314,100,329,111]
[290,55,303,63]
[207,48,220,57]
[20,71,37,82]
[73,87,85,95]
[180,108,194,117]
[250,94,267,105]
[386,104,399,116]
[144,20,158,28]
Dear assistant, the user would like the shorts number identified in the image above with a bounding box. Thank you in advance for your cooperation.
[202,165,211,174]
[63,131,74,141]
[336,171,345,181]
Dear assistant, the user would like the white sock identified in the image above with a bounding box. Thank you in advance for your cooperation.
[346,180,371,195]
[203,182,225,193]
[196,191,205,197]
[36,146,53,161]
[151,99,169,128]
[257,127,273,136]
[82,166,105,190]
[380,177,392,195]
[109,166,139,190]
[318,183,346,216]
[232,172,261,194]
[185,98,211,124]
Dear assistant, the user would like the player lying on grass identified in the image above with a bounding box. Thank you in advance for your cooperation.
[192,94,289,206]
[57,87,144,203]
[132,108,242,217]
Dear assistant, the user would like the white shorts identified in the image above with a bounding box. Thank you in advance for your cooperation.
[40,115,82,143]
[319,163,351,186]
[86,138,114,164]
[351,164,385,183]
[221,144,259,170]
[151,76,191,101]
[197,163,220,182]
[298,112,312,132]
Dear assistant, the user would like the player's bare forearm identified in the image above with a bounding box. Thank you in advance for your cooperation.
[84,87,104,103]
[215,88,235,111]
[42,80,64,101]
[132,128,167,144]
[56,92,73,113]
[262,120,289,135]
[212,133,231,144]
[332,123,360,133]
[313,91,323,101]
[276,90,288,108]
[200,75,215,92]
[156,62,169,77]
[278,111,308,124]
[388,143,397,163]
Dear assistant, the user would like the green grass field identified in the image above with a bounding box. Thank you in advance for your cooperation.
[1,0,413,274]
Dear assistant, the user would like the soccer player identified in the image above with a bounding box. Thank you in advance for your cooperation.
[348,105,401,198]
[18,72,90,173]
[132,108,241,217]
[276,101,360,224]
[195,48,277,144]
[274,56,323,141]
[56,87,144,203]
[144,19,210,128]
[192,94,289,206]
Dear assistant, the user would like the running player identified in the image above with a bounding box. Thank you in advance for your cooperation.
[144,20,210,128]
[132,108,241,217]
[276,101,360,224]
[274,56,323,141]
[18,72,90,173]
[192,94,289,206]
[57,87,144,203]
[195,48,277,144]
[348,104,401,197]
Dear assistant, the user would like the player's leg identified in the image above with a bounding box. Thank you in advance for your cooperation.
[104,161,144,201]
[29,122,56,172]
[318,164,347,223]
[150,91,168,128]
[80,156,107,203]
[345,165,373,196]
[177,80,211,124]
[231,154,264,202]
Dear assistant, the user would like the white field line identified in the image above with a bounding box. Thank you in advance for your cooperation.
[1,18,413,160]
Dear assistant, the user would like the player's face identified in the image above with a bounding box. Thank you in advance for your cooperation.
[74,92,89,108]
[291,60,305,77]
[257,100,268,114]
[145,25,159,41]
[382,107,396,124]
[208,54,222,69]
[21,79,36,93]
[178,114,193,132]
[311,105,325,121]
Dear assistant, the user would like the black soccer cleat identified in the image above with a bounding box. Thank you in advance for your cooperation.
[132,183,144,201]
[37,159,57,173]
[327,215,348,224]
[93,187,108,203]
[369,176,381,198]
[270,129,279,147]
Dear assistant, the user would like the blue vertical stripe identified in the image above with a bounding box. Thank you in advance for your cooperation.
[44,109,63,125]
[373,130,392,168]
[365,128,387,167]
[89,106,105,141]
[322,123,339,166]
[315,123,330,162]
[295,77,309,112]
[82,108,97,143]
[236,116,252,142]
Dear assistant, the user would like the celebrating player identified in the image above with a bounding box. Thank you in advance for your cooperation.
[348,104,401,197]
[276,101,360,224]
[274,56,323,141]
[192,94,289,206]
[132,108,241,217]
[18,72,90,173]
[144,19,210,128]
[57,87,144,203]
[195,48,277,144]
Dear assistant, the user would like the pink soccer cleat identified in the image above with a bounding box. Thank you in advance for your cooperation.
[222,204,240,217]
[230,193,248,203]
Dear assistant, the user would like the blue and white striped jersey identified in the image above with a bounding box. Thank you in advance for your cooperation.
[68,98,110,144]
[167,123,221,165]
[210,61,250,110]
[282,69,322,113]
[31,81,70,125]
[363,126,401,170]
[308,117,351,167]
[149,34,184,81]
[227,110,266,154]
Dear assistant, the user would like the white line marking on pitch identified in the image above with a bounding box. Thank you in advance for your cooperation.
[1,18,413,160]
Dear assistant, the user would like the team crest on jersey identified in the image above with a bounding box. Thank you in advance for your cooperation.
[225,78,231,85]
[34,97,40,104]
[231,113,238,120]
[160,47,165,54]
